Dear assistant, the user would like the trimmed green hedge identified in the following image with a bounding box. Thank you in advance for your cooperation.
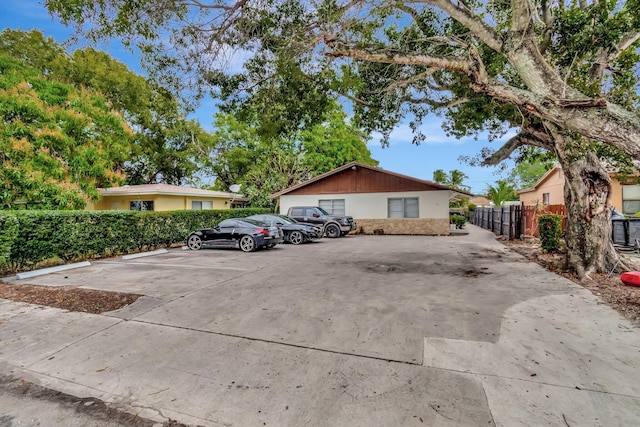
[0,213,18,265]
[3,208,269,272]
[538,214,563,253]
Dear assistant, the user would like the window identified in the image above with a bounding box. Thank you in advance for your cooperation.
[318,199,345,215]
[622,185,640,215]
[542,193,550,205]
[218,219,237,228]
[130,200,154,211]
[388,198,419,218]
[192,200,213,210]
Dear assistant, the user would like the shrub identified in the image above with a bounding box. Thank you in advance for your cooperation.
[4,208,269,272]
[0,213,18,265]
[538,214,562,252]
[450,214,466,229]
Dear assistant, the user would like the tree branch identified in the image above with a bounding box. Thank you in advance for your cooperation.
[612,31,640,61]
[510,0,532,34]
[418,0,503,52]
[325,42,471,73]
[381,69,438,93]
[482,130,552,165]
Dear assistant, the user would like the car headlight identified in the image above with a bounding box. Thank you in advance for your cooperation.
[340,218,349,225]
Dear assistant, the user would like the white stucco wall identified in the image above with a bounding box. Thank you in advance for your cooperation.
[279,191,451,219]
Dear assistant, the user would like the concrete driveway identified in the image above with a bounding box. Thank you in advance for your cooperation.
[1,225,639,426]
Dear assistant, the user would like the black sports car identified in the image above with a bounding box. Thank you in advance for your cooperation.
[186,218,283,252]
[247,214,323,245]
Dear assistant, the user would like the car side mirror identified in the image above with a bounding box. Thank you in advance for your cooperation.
[313,213,320,218]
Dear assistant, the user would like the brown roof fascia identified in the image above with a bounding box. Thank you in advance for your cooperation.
[270,161,474,198]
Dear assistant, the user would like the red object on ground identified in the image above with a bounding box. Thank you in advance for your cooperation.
[620,272,640,287]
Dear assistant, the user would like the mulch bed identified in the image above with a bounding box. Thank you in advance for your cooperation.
[0,283,140,314]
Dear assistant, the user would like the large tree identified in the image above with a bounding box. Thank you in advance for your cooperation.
[0,29,215,186]
[0,55,131,209]
[45,0,640,278]
[208,103,378,206]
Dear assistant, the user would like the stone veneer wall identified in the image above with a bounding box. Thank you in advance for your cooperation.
[353,218,450,235]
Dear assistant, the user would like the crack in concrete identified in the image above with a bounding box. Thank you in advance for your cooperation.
[130,318,423,366]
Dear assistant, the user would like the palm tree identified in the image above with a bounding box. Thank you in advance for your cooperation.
[486,180,517,206]
[432,169,470,192]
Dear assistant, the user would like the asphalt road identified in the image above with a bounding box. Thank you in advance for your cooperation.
[1,225,639,426]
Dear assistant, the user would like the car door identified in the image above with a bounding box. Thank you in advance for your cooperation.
[210,220,237,247]
[303,208,323,225]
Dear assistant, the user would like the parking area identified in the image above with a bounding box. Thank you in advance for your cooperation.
[2,226,640,425]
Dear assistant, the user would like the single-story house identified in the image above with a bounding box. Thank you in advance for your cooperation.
[270,162,472,235]
[518,165,640,214]
[86,184,245,211]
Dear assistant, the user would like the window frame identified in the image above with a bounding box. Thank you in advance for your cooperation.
[318,199,345,215]
[387,197,419,218]
[130,200,154,211]
[622,185,640,215]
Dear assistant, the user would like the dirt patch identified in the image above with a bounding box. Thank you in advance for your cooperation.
[502,239,640,327]
[0,283,140,314]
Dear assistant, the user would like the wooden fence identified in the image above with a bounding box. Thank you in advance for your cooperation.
[474,205,522,240]
[474,204,566,239]
[522,204,566,237]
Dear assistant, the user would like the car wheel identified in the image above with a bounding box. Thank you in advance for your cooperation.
[289,230,304,245]
[325,223,341,238]
[187,234,202,250]
[239,235,257,252]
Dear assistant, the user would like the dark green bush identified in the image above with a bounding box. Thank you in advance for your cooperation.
[538,214,562,252]
[450,214,466,229]
[0,213,18,265]
[4,208,269,272]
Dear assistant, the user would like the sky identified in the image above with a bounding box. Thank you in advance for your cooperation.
[0,0,516,195]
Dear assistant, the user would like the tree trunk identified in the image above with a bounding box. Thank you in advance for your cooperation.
[551,127,624,280]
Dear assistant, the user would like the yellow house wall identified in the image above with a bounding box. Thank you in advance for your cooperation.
[89,195,232,211]
[519,168,565,206]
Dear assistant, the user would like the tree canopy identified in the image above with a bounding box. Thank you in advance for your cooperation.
[0,29,214,187]
[0,54,131,209]
[208,102,378,207]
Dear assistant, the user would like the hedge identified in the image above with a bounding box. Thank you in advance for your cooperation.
[538,213,563,253]
[2,208,269,273]
[0,213,18,265]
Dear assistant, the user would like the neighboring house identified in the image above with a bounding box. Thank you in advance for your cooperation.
[517,165,639,214]
[270,162,472,235]
[86,184,245,211]
[469,196,493,207]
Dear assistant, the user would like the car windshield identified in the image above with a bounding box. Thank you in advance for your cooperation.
[316,207,330,215]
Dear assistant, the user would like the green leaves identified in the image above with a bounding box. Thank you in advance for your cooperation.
[486,180,518,207]
[0,52,131,209]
